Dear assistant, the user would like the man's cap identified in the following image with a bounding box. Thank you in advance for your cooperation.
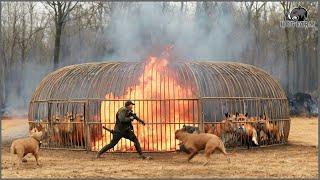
[125,100,135,106]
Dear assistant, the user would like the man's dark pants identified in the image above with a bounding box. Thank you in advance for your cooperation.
[97,130,143,156]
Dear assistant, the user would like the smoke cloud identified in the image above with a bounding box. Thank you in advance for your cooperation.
[2,2,254,116]
[5,62,51,116]
[103,2,252,61]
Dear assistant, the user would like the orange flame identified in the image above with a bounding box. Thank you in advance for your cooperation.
[94,48,198,152]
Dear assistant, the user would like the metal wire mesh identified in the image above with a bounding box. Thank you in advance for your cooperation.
[28,61,290,151]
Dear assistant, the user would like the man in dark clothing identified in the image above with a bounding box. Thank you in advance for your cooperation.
[96,100,150,159]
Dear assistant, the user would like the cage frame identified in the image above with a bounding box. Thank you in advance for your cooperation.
[28,61,290,152]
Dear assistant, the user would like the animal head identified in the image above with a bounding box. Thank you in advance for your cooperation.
[204,124,214,133]
[52,114,62,123]
[30,122,52,142]
[250,117,258,122]
[233,123,243,133]
[65,112,74,122]
[224,112,237,122]
[29,123,44,132]
[30,130,44,141]
[207,124,217,134]
[254,121,266,131]
[176,125,194,139]
[236,112,248,121]
[76,114,84,121]
[259,112,268,121]
[181,125,187,131]
[175,129,185,140]
[182,125,199,134]
[238,122,246,130]
[224,119,238,133]
[225,112,231,118]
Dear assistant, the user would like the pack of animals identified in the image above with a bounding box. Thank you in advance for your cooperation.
[175,112,285,165]
[10,112,285,167]
[181,112,285,150]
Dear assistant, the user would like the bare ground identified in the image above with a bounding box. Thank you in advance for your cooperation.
[1,117,318,178]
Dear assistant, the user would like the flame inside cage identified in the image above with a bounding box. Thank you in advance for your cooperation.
[98,56,199,152]
[28,49,290,152]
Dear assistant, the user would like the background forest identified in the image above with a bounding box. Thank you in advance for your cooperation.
[0,1,318,116]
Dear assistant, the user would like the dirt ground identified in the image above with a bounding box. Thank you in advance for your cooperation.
[1,117,318,178]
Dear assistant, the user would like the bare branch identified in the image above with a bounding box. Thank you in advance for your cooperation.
[62,1,78,22]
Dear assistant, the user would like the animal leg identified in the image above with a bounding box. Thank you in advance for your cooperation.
[252,130,259,146]
[10,154,15,171]
[231,135,238,151]
[219,148,231,163]
[272,133,276,143]
[22,155,27,163]
[34,153,40,166]
[246,135,250,149]
[276,132,281,142]
[187,149,198,162]
[179,144,190,154]
[16,153,24,169]
[203,146,215,166]
[267,132,272,144]
[203,151,212,166]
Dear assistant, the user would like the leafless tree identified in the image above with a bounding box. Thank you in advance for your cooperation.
[280,1,293,93]
[45,1,78,69]
[0,1,4,112]
[0,2,318,114]
[244,2,254,30]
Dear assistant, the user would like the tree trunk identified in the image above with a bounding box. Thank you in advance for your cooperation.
[17,9,27,98]
[0,1,4,112]
[284,27,291,94]
[53,23,63,69]
[317,1,320,115]
[293,28,298,93]
[281,2,292,95]
[9,6,18,67]
[50,1,78,70]
[180,2,184,13]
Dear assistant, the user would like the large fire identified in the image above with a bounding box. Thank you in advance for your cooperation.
[94,47,198,152]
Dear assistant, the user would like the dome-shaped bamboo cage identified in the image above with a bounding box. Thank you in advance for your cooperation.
[29,61,290,152]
